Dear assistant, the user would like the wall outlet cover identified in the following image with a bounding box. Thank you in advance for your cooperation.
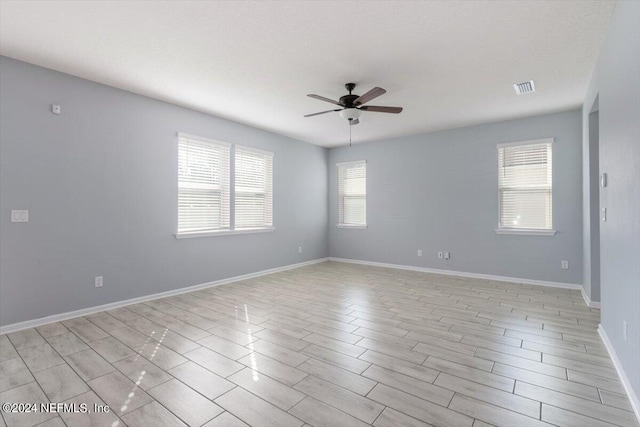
[11,210,29,222]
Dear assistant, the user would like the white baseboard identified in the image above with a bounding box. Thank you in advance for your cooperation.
[328,257,583,290]
[0,257,329,335]
[0,256,595,334]
[581,287,602,309]
[598,325,640,423]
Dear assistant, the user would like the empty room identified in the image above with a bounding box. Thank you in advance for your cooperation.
[0,1,638,426]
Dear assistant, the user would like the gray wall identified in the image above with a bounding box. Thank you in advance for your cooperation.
[583,0,640,403]
[0,56,329,326]
[328,110,583,285]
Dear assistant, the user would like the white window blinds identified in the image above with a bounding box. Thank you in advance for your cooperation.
[338,161,367,226]
[178,134,230,233]
[498,139,553,230]
[235,145,273,229]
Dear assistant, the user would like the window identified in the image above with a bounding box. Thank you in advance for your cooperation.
[497,138,554,235]
[178,133,230,234]
[235,145,274,229]
[176,133,275,238]
[338,160,367,227]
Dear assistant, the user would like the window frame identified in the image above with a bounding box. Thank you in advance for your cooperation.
[337,160,368,229]
[495,138,556,236]
[175,133,275,239]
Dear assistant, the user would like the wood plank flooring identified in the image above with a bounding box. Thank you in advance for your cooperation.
[1,261,637,427]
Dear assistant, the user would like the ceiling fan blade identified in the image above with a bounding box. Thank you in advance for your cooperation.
[359,105,403,114]
[354,87,386,105]
[349,118,360,126]
[304,109,341,117]
[307,94,342,106]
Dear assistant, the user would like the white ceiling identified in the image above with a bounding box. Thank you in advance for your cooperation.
[0,1,615,147]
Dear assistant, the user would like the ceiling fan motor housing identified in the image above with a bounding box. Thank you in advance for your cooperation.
[339,94,360,107]
[340,83,359,107]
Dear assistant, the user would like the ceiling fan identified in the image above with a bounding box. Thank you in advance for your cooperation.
[305,83,403,125]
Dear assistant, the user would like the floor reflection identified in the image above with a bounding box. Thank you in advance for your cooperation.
[119,327,167,414]
[241,304,259,382]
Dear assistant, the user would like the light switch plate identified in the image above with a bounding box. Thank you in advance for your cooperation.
[600,173,607,188]
[52,104,61,115]
[11,210,29,222]
[602,208,607,222]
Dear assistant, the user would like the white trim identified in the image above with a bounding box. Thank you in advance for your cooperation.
[496,137,554,149]
[495,228,557,236]
[336,224,368,229]
[336,160,367,167]
[328,257,582,290]
[235,144,275,158]
[177,132,232,147]
[176,227,275,239]
[0,258,328,335]
[598,325,640,423]
[581,287,601,309]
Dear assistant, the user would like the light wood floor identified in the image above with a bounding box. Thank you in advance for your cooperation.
[1,261,637,427]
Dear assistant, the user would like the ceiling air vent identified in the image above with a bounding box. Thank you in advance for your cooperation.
[514,80,535,95]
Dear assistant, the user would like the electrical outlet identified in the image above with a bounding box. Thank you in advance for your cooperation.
[298,246,302,254]
[95,276,103,288]
[623,321,628,341]
[438,251,443,259]
[417,250,422,257]
[52,104,61,115]
[561,260,569,270]
[11,210,29,222]
[444,252,450,260]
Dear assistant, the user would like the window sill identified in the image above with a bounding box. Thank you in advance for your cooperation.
[176,227,275,239]
[495,228,556,236]
[336,224,368,229]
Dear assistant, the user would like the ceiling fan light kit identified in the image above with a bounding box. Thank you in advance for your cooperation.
[339,108,361,121]
[305,83,403,126]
